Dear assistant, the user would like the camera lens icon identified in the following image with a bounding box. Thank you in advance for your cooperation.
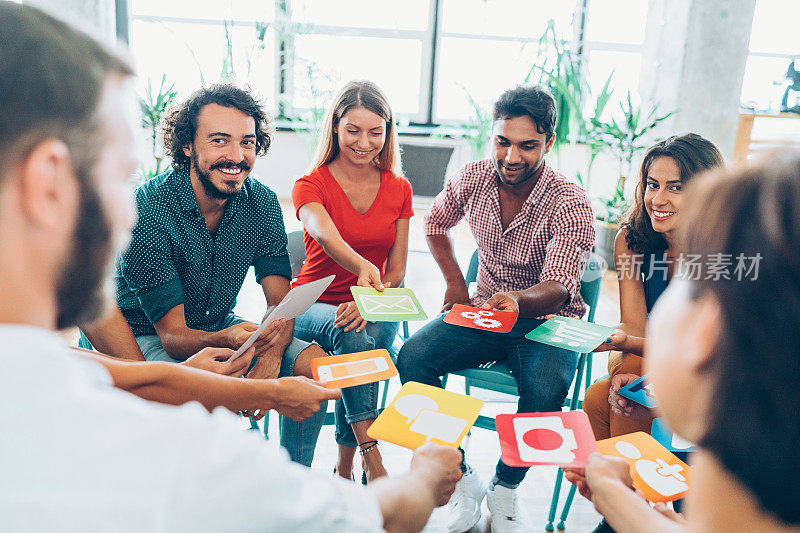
[512,416,578,463]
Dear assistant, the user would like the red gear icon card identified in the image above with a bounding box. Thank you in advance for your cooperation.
[443,304,518,333]
[496,411,597,468]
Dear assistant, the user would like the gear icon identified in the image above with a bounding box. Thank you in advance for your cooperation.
[473,317,502,329]
[477,310,494,316]
[460,311,481,320]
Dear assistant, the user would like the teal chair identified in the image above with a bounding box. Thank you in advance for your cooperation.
[440,250,604,531]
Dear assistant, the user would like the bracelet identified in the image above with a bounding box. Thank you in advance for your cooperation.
[358,440,379,456]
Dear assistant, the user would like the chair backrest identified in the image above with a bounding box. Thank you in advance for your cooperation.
[463,249,603,323]
[286,230,306,279]
[579,253,604,323]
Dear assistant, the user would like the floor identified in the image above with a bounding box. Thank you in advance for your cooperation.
[230,199,621,532]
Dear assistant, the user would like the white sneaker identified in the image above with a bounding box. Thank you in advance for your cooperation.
[486,483,524,533]
[446,468,485,533]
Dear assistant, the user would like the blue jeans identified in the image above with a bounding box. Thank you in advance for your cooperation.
[294,302,399,447]
[134,314,326,468]
[397,315,578,487]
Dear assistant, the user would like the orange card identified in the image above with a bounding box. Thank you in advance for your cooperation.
[310,349,396,389]
[367,381,483,449]
[597,432,691,503]
[443,304,518,333]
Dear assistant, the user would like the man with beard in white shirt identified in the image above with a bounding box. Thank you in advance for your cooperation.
[0,3,461,532]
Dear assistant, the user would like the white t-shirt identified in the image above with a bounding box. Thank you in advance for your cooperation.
[0,325,383,532]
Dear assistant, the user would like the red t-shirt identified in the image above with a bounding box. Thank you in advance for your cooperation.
[291,165,414,304]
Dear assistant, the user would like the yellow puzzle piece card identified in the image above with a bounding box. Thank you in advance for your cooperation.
[367,381,484,449]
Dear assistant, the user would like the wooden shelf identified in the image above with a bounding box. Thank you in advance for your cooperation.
[734,112,800,164]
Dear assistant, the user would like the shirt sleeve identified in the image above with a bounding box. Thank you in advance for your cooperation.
[398,176,414,219]
[119,211,185,324]
[253,189,291,282]
[423,167,467,235]
[292,171,326,219]
[539,194,596,305]
[165,407,384,532]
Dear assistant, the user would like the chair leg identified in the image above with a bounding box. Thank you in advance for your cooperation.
[546,468,565,531]
[568,354,587,411]
[249,418,259,431]
[379,378,390,410]
[585,355,593,390]
[262,411,269,439]
[464,378,471,396]
[441,374,449,388]
[557,482,580,530]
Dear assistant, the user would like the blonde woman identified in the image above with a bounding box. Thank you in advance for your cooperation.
[292,80,412,483]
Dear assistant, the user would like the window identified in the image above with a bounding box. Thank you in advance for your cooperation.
[741,0,800,112]
[128,0,649,127]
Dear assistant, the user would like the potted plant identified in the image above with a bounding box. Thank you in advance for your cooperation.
[588,91,673,267]
[140,74,178,180]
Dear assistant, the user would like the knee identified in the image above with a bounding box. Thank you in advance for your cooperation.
[396,337,426,383]
[583,379,610,419]
[333,327,375,355]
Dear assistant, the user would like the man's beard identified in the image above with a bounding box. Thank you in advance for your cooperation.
[191,150,249,200]
[55,182,115,330]
[494,159,540,186]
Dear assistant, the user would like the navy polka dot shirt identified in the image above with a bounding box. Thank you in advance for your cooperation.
[116,167,291,335]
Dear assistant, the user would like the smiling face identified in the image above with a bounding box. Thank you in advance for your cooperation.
[183,103,256,199]
[644,156,684,235]
[491,115,554,186]
[334,106,386,167]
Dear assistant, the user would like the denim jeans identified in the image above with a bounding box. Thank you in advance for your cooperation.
[294,302,398,447]
[134,314,325,468]
[397,314,578,487]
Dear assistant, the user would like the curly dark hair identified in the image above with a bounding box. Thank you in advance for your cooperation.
[622,133,723,254]
[162,84,271,170]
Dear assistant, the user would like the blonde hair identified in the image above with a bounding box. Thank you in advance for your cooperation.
[309,80,401,173]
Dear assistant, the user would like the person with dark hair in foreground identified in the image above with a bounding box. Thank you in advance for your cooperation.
[565,152,800,532]
[397,84,595,532]
[114,82,333,466]
[0,3,461,531]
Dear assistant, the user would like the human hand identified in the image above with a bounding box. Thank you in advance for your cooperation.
[252,318,293,355]
[653,502,687,524]
[609,374,654,420]
[182,346,254,377]
[410,443,463,506]
[267,376,341,421]
[218,321,260,350]
[593,329,628,352]
[334,301,369,333]
[482,291,520,314]
[440,282,470,313]
[585,452,634,496]
[357,261,385,291]
[562,467,592,501]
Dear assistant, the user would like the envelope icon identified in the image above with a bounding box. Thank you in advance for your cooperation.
[351,286,428,322]
[362,295,416,314]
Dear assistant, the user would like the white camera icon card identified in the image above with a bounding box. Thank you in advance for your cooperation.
[496,411,597,467]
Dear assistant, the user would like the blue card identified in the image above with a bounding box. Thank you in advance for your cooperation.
[651,418,696,452]
[618,375,657,408]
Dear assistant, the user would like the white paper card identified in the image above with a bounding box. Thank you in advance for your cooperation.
[229,275,335,361]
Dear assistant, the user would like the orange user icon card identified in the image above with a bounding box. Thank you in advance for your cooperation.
[597,432,691,503]
[367,381,484,450]
[310,349,396,389]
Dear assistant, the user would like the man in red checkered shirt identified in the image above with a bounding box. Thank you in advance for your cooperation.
[397,85,595,533]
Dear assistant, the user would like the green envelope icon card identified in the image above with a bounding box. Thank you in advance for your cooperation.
[351,286,428,322]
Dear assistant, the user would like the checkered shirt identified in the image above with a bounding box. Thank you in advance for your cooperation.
[424,159,595,318]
